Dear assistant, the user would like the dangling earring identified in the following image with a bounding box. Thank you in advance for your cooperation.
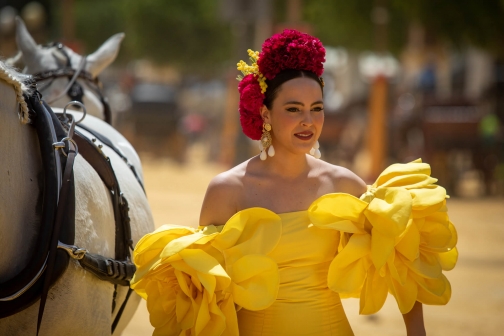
[259,123,275,160]
[309,141,321,159]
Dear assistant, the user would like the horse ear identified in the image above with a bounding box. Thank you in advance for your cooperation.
[15,17,39,59]
[86,33,125,77]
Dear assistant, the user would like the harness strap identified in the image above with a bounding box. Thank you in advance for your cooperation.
[78,253,135,286]
[71,125,137,332]
[111,288,134,334]
[76,123,145,192]
[37,134,77,336]
[72,130,132,260]
[56,123,141,287]
[74,130,118,188]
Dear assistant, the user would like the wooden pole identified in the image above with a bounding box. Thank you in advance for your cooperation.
[219,72,240,166]
[366,0,389,180]
[367,75,388,179]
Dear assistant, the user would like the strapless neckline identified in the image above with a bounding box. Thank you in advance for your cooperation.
[236,192,360,217]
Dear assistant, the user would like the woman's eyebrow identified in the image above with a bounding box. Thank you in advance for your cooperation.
[283,100,324,106]
[283,101,304,106]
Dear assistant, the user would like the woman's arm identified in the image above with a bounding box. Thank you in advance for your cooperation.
[402,301,426,336]
[330,166,368,197]
[199,172,241,227]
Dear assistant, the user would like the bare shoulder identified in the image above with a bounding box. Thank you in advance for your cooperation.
[199,162,246,226]
[319,161,367,197]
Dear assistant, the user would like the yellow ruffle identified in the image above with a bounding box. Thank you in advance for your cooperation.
[131,209,282,336]
[309,159,458,314]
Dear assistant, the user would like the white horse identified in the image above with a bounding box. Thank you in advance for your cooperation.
[0,62,154,336]
[14,17,121,121]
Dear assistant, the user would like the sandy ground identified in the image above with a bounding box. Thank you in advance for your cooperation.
[121,148,504,336]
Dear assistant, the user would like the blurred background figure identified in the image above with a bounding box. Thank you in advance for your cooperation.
[1,1,503,335]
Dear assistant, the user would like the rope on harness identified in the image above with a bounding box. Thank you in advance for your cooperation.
[0,62,31,124]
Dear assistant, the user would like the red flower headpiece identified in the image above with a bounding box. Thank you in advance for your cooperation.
[237,29,326,140]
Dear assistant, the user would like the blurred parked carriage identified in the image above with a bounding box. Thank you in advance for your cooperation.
[390,96,501,195]
[122,82,186,161]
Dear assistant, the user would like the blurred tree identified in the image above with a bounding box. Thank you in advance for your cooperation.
[303,0,504,56]
[62,0,504,72]
[72,0,124,54]
[302,0,408,53]
[72,0,232,73]
[393,0,504,56]
[123,0,232,72]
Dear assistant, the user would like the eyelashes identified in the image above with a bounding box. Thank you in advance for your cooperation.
[286,107,324,112]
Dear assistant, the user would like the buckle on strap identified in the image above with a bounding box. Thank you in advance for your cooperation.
[57,241,87,260]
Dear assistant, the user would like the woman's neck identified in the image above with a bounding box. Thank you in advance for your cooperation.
[261,147,311,179]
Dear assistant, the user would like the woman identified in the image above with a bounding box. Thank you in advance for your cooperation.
[131,30,457,336]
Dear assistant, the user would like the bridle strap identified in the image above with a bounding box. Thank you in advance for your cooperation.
[46,56,87,105]
[34,68,95,83]
[33,66,112,124]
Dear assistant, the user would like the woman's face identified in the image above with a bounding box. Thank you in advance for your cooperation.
[262,77,324,156]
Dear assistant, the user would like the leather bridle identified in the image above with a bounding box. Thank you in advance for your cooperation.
[32,42,112,124]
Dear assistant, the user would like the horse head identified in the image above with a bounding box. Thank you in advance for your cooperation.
[15,17,124,122]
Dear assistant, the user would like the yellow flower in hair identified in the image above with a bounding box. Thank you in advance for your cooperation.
[237,49,268,94]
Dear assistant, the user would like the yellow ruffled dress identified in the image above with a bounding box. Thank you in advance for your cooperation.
[131,160,458,336]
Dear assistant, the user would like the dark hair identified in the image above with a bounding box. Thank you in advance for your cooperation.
[263,69,323,109]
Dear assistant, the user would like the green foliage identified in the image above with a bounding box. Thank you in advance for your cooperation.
[122,0,231,71]
[72,0,232,73]
[304,0,504,56]
[301,0,409,53]
[392,0,504,55]
[74,0,125,57]
[68,0,504,73]
[303,0,374,50]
